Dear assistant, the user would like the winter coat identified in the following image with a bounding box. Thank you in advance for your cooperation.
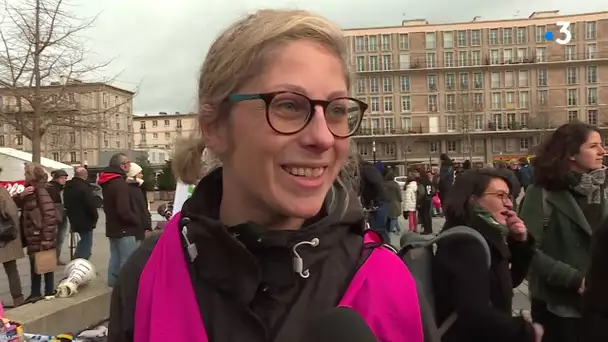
[383,180,402,219]
[17,183,58,255]
[0,186,24,263]
[98,167,140,239]
[403,181,418,212]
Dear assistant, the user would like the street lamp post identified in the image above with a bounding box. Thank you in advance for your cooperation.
[372,140,377,163]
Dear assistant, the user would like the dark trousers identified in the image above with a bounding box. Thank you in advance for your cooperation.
[531,299,583,342]
[29,256,54,297]
[3,260,22,299]
[369,201,390,244]
[418,199,433,235]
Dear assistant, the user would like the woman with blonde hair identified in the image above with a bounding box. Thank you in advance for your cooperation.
[14,163,58,302]
[109,9,424,342]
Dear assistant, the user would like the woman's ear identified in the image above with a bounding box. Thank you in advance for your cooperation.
[199,105,229,156]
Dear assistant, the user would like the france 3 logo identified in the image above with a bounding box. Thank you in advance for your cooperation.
[544,22,572,45]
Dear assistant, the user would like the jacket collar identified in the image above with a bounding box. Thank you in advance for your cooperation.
[545,189,607,235]
[180,168,365,305]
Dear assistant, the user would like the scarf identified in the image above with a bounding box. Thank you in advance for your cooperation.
[472,205,509,235]
[567,166,607,204]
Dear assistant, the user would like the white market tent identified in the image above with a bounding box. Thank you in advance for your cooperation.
[0,147,74,181]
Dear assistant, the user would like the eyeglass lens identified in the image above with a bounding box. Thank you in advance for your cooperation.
[267,92,362,137]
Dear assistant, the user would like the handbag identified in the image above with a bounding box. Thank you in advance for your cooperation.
[0,215,17,242]
[33,249,57,274]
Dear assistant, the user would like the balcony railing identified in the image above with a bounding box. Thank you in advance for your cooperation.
[355,52,608,73]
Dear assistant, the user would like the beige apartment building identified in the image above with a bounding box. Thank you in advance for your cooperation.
[0,81,135,166]
[133,112,197,161]
[345,10,608,172]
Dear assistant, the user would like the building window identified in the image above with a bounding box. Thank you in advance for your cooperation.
[140,121,146,129]
[381,55,392,71]
[471,51,481,66]
[502,28,513,44]
[458,51,468,67]
[537,69,548,86]
[565,45,576,61]
[356,56,365,72]
[0,135,3,146]
[459,73,469,89]
[586,22,597,40]
[16,135,23,145]
[370,97,380,113]
[474,115,483,130]
[402,117,411,131]
[399,76,410,92]
[428,75,438,90]
[457,30,467,47]
[370,77,378,93]
[445,73,455,90]
[446,94,456,112]
[429,141,439,153]
[566,67,578,84]
[52,152,59,161]
[369,56,379,71]
[443,31,453,48]
[535,26,546,43]
[382,77,393,92]
[70,152,77,163]
[444,52,453,67]
[367,35,378,52]
[588,88,598,105]
[426,53,436,68]
[165,132,170,139]
[447,141,457,152]
[536,47,546,62]
[152,133,158,139]
[356,78,366,93]
[428,95,438,112]
[567,89,578,106]
[355,36,365,52]
[586,44,597,59]
[401,96,411,112]
[471,30,481,45]
[69,132,76,143]
[383,97,393,113]
[152,120,158,127]
[164,120,170,126]
[473,73,483,89]
[399,34,409,50]
[587,66,598,83]
[425,32,436,49]
[517,27,527,44]
[568,110,579,122]
[446,116,456,131]
[489,29,499,44]
[518,70,529,87]
[520,138,530,150]
[381,34,391,51]
[588,109,598,125]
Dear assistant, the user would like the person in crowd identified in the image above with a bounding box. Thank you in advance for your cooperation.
[519,122,607,342]
[63,166,99,260]
[357,154,390,241]
[438,153,454,212]
[518,157,533,191]
[0,168,25,307]
[417,169,434,235]
[403,174,418,232]
[434,168,542,342]
[47,169,68,265]
[15,163,58,302]
[125,163,151,242]
[583,216,608,341]
[109,9,427,342]
[98,153,140,287]
[497,161,522,210]
[382,169,402,234]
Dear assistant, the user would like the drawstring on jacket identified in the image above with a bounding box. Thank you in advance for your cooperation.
[292,238,320,279]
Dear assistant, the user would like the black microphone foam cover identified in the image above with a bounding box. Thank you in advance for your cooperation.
[300,307,377,342]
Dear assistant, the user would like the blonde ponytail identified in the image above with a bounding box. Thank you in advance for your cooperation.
[172,135,206,184]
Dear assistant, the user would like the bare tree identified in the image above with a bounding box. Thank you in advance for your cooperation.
[526,103,557,142]
[0,0,127,162]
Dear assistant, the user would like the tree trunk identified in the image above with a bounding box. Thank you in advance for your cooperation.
[31,0,42,163]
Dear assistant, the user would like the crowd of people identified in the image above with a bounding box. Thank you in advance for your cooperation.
[0,153,154,308]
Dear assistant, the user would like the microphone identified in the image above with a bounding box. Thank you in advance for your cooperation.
[300,307,377,342]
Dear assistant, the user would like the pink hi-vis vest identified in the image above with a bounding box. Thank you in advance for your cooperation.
[134,213,424,342]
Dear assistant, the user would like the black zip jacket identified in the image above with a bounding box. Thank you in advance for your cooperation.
[109,169,436,341]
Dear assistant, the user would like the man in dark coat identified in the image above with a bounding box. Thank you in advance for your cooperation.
[98,153,140,287]
[47,169,68,264]
[63,166,98,260]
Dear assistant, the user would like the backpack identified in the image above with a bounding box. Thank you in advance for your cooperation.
[417,183,427,202]
[398,226,491,341]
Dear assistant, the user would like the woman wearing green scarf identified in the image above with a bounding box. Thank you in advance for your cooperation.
[433,168,541,342]
[519,122,607,342]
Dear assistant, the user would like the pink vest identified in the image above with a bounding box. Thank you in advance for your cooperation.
[134,213,423,342]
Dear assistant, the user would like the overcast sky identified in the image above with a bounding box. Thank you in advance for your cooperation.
[64,0,608,114]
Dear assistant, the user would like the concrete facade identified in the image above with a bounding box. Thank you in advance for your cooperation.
[344,10,608,173]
